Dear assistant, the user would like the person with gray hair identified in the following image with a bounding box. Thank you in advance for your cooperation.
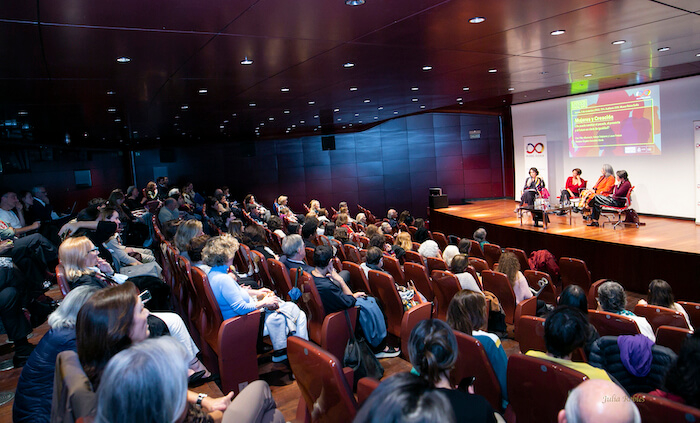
[158,197,180,225]
[557,379,641,423]
[279,234,313,273]
[13,286,99,423]
[597,281,655,341]
[473,227,488,248]
[576,164,616,212]
[418,239,441,260]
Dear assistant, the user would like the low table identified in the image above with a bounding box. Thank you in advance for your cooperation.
[518,205,573,229]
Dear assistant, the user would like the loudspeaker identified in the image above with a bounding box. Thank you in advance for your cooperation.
[429,194,449,209]
[322,136,336,151]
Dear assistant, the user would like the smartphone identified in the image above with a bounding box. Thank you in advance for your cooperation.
[138,290,152,304]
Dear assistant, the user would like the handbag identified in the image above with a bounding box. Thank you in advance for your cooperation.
[539,187,551,199]
[288,267,302,302]
[342,309,383,388]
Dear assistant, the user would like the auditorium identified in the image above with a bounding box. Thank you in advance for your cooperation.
[1,0,700,422]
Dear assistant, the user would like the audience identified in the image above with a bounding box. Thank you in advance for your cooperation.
[187,234,211,270]
[638,278,693,330]
[408,319,497,422]
[558,379,641,423]
[387,208,398,229]
[360,247,386,277]
[243,224,278,260]
[597,281,655,341]
[279,234,314,273]
[267,215,286,239]
[158,197,180,225]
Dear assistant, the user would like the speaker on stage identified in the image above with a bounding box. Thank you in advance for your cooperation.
[429,187,448,209]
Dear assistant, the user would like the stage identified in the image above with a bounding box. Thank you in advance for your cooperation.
[429,199,700,302]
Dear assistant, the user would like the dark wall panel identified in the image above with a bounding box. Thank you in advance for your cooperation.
[133,112,504,218]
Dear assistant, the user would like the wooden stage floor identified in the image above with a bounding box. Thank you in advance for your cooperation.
[432,199,700,255]
[429,199,700,302]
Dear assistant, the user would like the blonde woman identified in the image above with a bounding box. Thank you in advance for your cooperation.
[394,232,412,251]
[59,237,113,290]
[173,219,203,260]
[309,199,321,214]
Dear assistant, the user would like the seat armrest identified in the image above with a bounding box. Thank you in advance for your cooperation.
[356,377,381,405]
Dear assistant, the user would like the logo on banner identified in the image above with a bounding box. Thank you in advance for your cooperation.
[526,142,545,157]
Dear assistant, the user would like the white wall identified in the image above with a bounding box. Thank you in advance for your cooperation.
[512,75,700,218]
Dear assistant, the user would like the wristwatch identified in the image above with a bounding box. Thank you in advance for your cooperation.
[196,393,208,408]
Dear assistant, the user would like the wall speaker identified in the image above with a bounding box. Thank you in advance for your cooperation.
[322,136,336,151]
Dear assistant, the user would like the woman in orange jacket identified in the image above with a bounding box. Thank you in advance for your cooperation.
[574,164,615,212]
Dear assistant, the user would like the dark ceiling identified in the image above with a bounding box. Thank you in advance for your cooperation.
[1,0,699,147]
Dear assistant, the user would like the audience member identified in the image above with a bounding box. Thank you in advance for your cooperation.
[414,226,430,243]
[124,186,142,210]
[408,319,497,422]
[279,234,314,274]
[174,219,204,260]
[649,332,700,407]
[302,218,319,249]
[597,281,655,341]
[418,240,441,260]
[100,208,159,275]
[159,198,180,225]
[473,228,488,248]
[394,232,412,252]
[187,234,211,270]
[361,247,386,277]
[334,226,356,246]
[32,186,64,221]
[0,257,35,368]
[267,216,286,239]
[497,252,532,304]
[203,235,308,362]
[387,209,398,229]
[449,255,481,293]
[638,278,693,330]
[558,379,641,423]
[380,221,393,235]
[442,245,459,267]
[365,224,380,239]
[527,307,612,381]
[0,189,41,236]
[13,286,98,423]
[447,290,508,406]
[457,238,470,255]
[557,285,599,356]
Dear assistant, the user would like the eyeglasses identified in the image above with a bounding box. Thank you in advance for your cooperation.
[89,247,99,253]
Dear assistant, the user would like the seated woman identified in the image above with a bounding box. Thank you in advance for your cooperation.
[638,279,693,331]
[242,224,278,261]
[334,226,356,246]
[446,290,508,408]
[99,208,160,274]
[408,319,497,422]
[418,240,441,260]
[394,232,413,252]
[174,219,204,260]
[585,170,631,227]
[267,215,287,240]
[597,280,655,341]
[203,235,308,362]
[576,164,615,211]
[449,255,481,293]
[94,337,284,423]
[335,213,355,234]
[442,245,460,268]
[648,332,700,408]
[13,286,98,423]
[496,252,531,304]
[308,199,321,215]
[557,285,600,356]
[473,227,488,249]
[515,167,545,212]
[560,168,586,206]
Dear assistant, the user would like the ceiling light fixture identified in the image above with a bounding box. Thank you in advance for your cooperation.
[337,118,342,121]
[241,57,253,65]
[350,86,358,91]
[657,47,670,52]
[355,113,359,116]
[343,62,355,68]
[393,111,399,115]
[268,117,274,121]
[469,17,485,24]
[181,105,189,110]
[456,97,463,102]
[412,98,418,102]
[308,101,315,105]
[280,87,290,92]
[116,56,131,63]
[249,103,256,107]
[106,90,115,95]
[107,107,117,113]
[422,66,433,71]
[488,69,497,73]
[611,40,626,45]
[18,110,28,116]
[463,87,469,91]
[284,110,290,114]
[115,118,122,122]
[420,105,426,109]
[412,87,419,91]
[334,108,340,112]
[198,89,208,94]
[550,29,565,36]
[508,87,515,91]
[345,0,365,5]
[374,116,378,119]
[378,106,384,110]
[364,99,370,103]
[314,115,319,118]
[300,120,305,124]
[583,73,592,77]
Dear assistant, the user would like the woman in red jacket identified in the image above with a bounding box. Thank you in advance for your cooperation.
[560,168,586,206]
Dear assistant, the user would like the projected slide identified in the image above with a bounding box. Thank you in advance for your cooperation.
[568,85,661,157]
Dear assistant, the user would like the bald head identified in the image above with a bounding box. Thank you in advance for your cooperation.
[558,379,640,423]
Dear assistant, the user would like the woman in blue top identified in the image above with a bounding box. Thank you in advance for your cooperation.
[447,290,508,409]
[202,234,308,362]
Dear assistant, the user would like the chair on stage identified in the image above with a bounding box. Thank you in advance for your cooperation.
[601,186,639,229]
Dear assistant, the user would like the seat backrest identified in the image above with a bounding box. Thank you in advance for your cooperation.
[56,264,71,297]
[523,269,557,305]
[403,262,434,301]
[633,303,689,332]
[482,243,501,269]
[291,268,327,345]
[51,350,96,423]
[513,296,538,333]
[469,240,485,259]
[268,258,293,301]
[330,239,347,261]
[505,247,530,271]
[655,325,692,354]
[174,255,195,329]
[451,330,503,411]
[288,336,358,423]
[587,278,606,309]
[343,244,362,264]
[481,270,517,324]
[632,393,700,423]
[217,310,262,395]
[305,247,315,267]
[515,315,547,354]
[588,310,640,337]
[368,270,404,337]
[249,250,275,291]
[190,266,224,350]
[468,257,489,275]
[559,257,592,292]
[342,261,373,296]
[426,256,448,273]
[358,236,370,249]
[234,243,252,274]
[400,303,433,360]
[432,232,448,251]
[430,270,461,321]
[404,250,425,266]
[507,354,587,423]
[321,307,358,365]
[382,255,405,286]
[677,301,700,328]
[466,266,482,291]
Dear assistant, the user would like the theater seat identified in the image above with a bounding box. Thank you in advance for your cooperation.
[482,270,517,324]
[404,250,425,266]
[523,270,557,305]
[368,270,404,338]
[513,296,538,333]
[588,309,640,337]
[632,393,700,423]
[403,262,434,301]
[451,330,504,411]
[382,255,405,286]
[515,316,546,354]
[655,325,692,354]
[400,302,433,360]
[51,351,96,423]
[677,301,700,328]
[432,232,449,251]
[587,279,606,309]
[468,257,489,275]
[469,240,485,259]
[482,243,501,269]
[507,354,587,423]
[343,261,373,296]
[291,269,327,344]
[505,247,530,271]
[633,303,689,332]
[426,256,448,273]
[559,257,592,292]
[430,270,461,321]
[343,244,362,264]
[268,258,293,301]
[56,264,71,297]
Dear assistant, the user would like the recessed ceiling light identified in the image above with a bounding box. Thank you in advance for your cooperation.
[268,117,274,121]
[696,53,700,57]
[219,125,225,129]
[411,87,419,91]
[175,115,180,119]
[364,99,371,103]
[350,86,358,91]
[241,57,253,65]
[488,69,497,73]
[181,105,189,110]
[456,97,463,102]
[249,103,256,107]
[378,106,384,110]
[107,107,117,113]
[300,120,305,124]
[280,87,290,92]
[463,87,469,91]
[469,17,486,24]
[343,62,355,68]
[345,0,365,5]
[583,73,592,77]
[337,118,342,121]
[308,101,315,105]
[18,110,28,116]
[611,40,626,45]
[83,132,88,137]
[292,125,296,128]
[334,108,340,112]
[412,98,418,102]
[223,120,229,123]
[422,66,433,71]
[198,89,208,95]
[116,56,131,63]
[420,105,426,109]
[393,111,399,115]
[115,118,122,122]
[657,47,670,52]
[550,30,566,36]
[260,122,265,126]
[355,113,360,117]
[284,110,290,114]
[314,115,319,119]
[508,87,515,91]
[374,116,378,119]
[232,113,237,117]
[106,90,115,95]
[359,120,363,123]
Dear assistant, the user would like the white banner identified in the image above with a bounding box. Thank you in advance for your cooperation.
[694,121,700,224]
[523,135,548,190]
